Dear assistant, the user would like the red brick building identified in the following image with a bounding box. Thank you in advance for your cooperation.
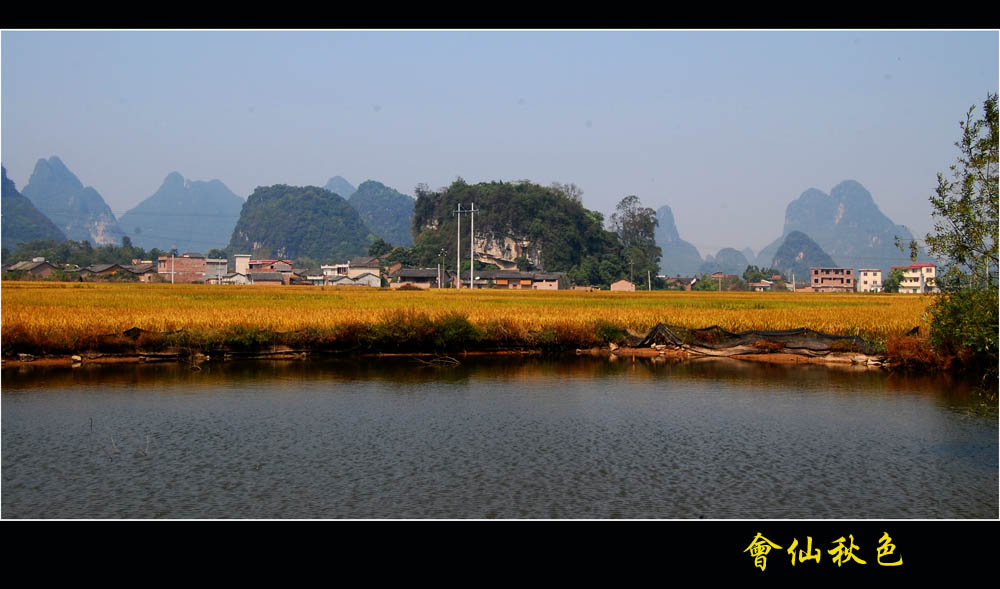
[157,253,207,283]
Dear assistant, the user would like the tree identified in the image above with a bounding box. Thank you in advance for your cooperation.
[881,268,905,293]
[611,195,661,282]
[912,93,998,376]
[550,182,583,204]
[922,93,998,290]
[369,238,393,257]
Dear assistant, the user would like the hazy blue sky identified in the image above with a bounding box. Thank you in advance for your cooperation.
[2,30,997,256]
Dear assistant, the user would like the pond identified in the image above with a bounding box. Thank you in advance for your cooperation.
[2,356,996,518]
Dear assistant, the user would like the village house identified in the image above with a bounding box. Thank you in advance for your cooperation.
[220,272,251,285]
[350,272,382,287]
[249,272,284,286]
[530,272,566,290]
[81,263,124,278]
[125,262,158,282]
[234,254,251,275]
[810,267,855,292]
[390,268,449,289]
[204,258,228,283]
[662,276,695,291]
[891,262,937,294]
[610,279,636,292]
[572,285,599,292]
[748,279,773,292]
[6,258,59,278]
[857,269,883,293]
[473,270,568,290]
[347,257,381,279]
[246,259,294,284]
[320,263,350,281]
[157,253,207,283]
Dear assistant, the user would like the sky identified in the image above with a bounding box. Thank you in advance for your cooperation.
[2,30,997,257]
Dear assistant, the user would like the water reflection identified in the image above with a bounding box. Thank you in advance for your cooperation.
[1,354,983,396]
[2,356,996,519]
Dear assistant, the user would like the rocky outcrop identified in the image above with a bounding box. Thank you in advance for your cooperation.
[473,233,541,270]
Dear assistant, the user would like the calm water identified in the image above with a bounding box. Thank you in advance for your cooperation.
[2,356,996,519]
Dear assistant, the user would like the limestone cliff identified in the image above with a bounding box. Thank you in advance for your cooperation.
[473,233,541,270]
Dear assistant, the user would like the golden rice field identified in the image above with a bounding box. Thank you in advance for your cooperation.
[1,282,933,353]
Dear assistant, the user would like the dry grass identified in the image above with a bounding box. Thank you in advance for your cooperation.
[1,282,933,354]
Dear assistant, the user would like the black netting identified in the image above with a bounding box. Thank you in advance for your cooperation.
[632,323,874,354]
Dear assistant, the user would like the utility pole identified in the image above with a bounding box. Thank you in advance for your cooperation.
[457,204,462,289]
[469,202,477,291]
[171,254,175,284]
[648,270,651,291]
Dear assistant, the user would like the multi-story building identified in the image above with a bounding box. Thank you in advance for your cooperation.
[157,253,230,283]
[810,267,855,292]
[247,259,295,284]
[347,257,381,279]
[157,253,207,283]
[205,258,228,283]
[891,263,937,294]
[857,269,883,293]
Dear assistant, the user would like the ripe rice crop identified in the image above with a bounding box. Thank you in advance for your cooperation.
[1,282,933,354]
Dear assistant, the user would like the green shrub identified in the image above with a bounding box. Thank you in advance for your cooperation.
[929,289,999,374]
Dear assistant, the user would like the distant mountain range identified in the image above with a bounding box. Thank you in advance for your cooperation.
[118,172,244,252]
[21,156,125,245]
[700,248,750,276]
[754,180,931,274]
[4,158,935,277]
[2,166,67,251]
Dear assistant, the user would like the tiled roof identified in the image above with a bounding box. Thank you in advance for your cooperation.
[84,263,121,273]
[393,269,441,278]
[349,256,380,267]
[250,272,284,282]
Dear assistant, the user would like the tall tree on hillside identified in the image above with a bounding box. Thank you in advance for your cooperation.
[611,195,661,282]
[550,182,583,203]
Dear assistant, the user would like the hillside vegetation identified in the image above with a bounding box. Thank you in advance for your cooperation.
[228,185,375,261]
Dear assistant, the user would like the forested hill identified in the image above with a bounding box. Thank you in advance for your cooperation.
[228,185,375,262]
[2,166,67,251]
[410,179,625,280]
[348,180,415,247]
